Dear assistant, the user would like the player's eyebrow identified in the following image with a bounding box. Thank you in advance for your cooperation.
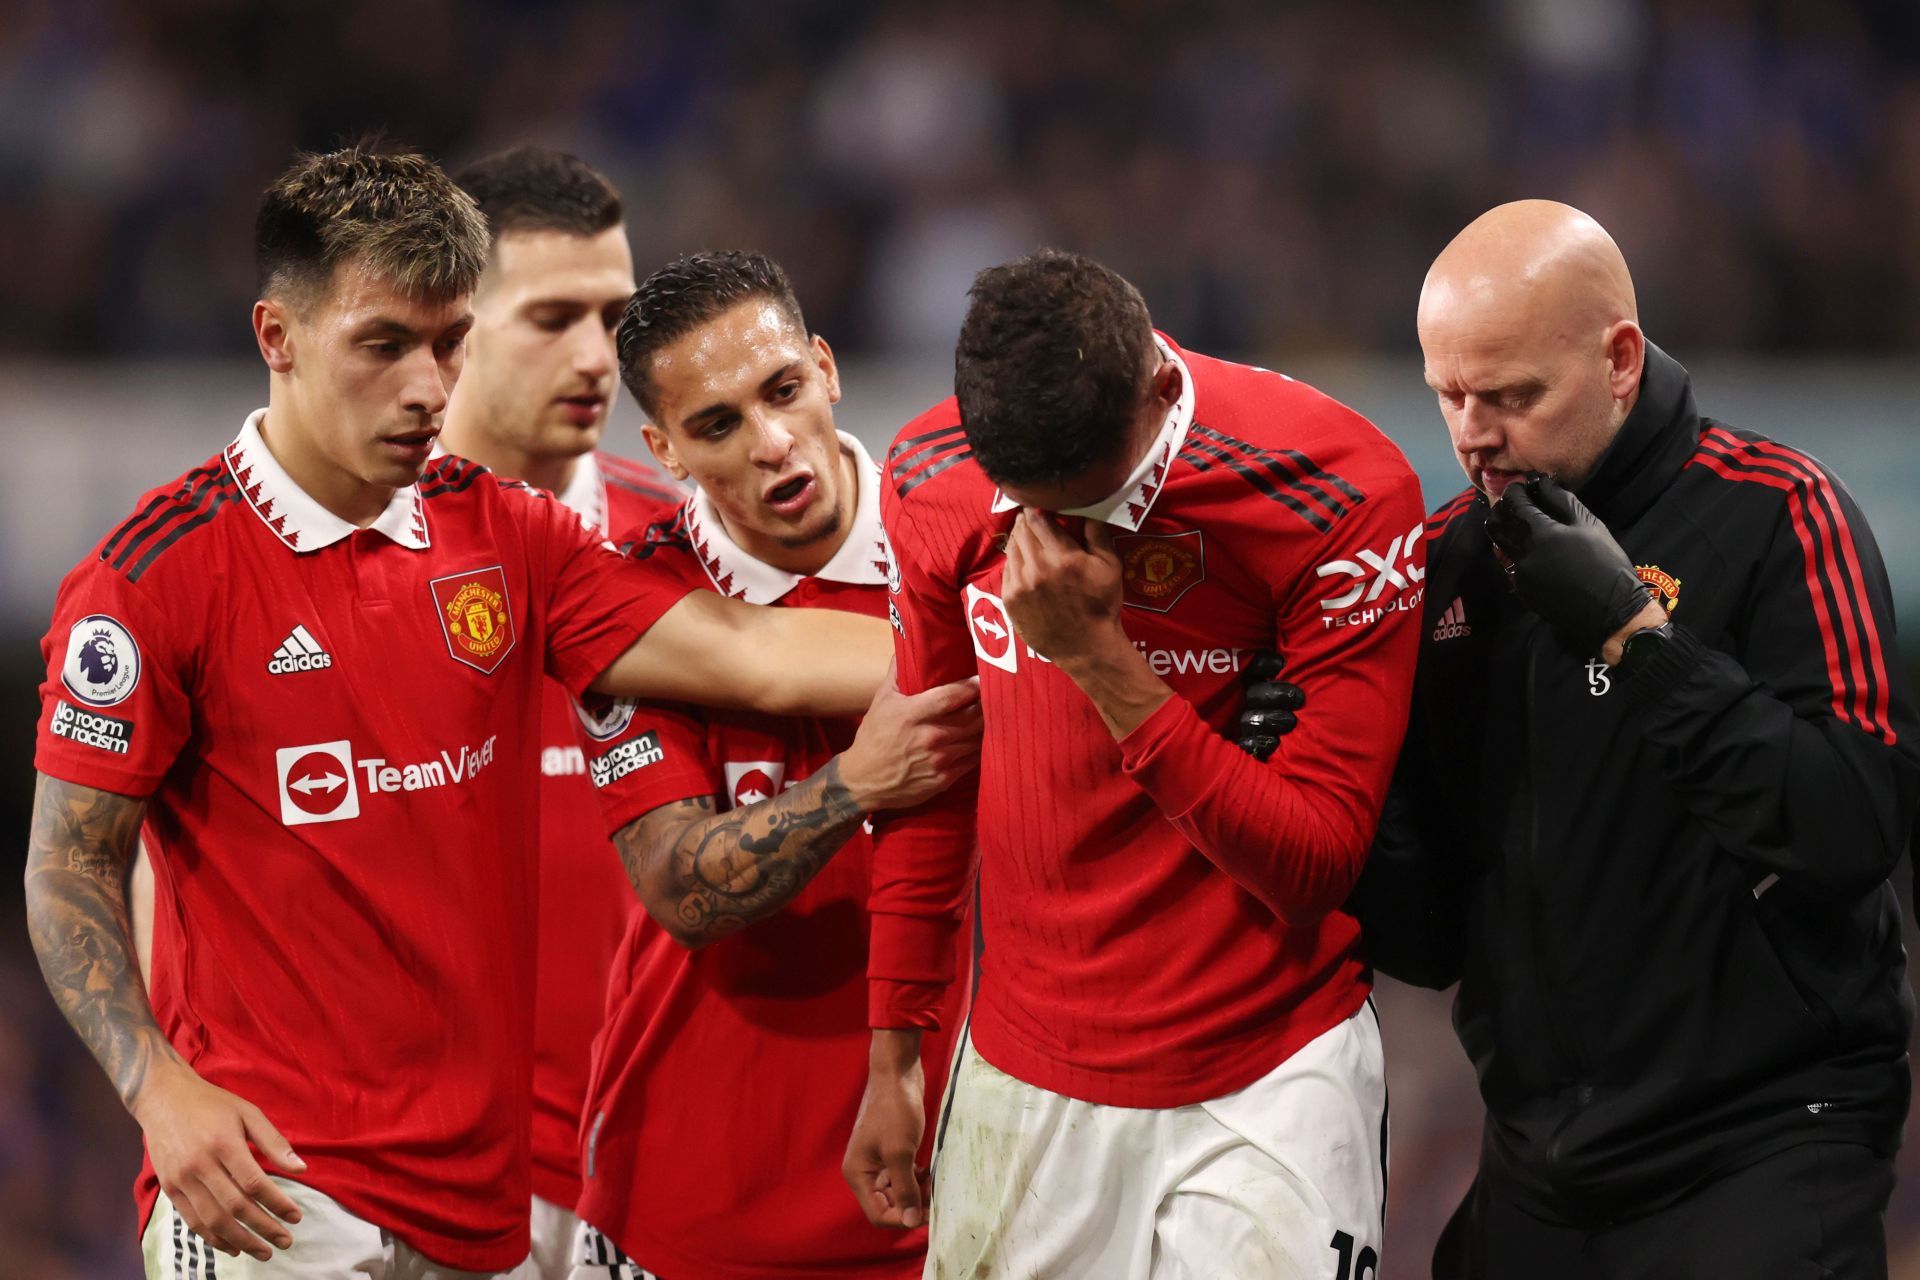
[681,361,805,428]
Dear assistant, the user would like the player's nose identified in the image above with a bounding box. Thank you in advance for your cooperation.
[576,321,616,381]
[746,410,795,465]
[403,347,454,417]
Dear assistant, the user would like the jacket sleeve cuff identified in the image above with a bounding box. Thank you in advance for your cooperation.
[1625,622,1709,711]
[1118,695,1214,816]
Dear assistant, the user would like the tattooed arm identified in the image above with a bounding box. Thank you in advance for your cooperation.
[620,760,868,947]
[24,773,306,1261]
[616,670,984,949]
[23,774,176,1101]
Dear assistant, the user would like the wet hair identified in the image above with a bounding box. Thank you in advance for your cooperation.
[954,249,1156,486]
[453,146,623,243]
[618,250,807,420]
[255,141,488,309]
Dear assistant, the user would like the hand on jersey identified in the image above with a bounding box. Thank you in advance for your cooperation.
[840,661,983,812]
[1237,650,1307,762]
[134,1061,307,1260]
[1485,475,1662,657]
[1000,508,1125,665]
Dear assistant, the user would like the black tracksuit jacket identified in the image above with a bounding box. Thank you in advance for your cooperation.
[1357,344,1919,1225]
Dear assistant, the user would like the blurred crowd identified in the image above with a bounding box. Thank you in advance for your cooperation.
[3,0,1920,362]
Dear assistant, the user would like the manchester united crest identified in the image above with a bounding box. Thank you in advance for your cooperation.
[1635,563,1682,616]
[430,566,516,674]
[1115,530,1206,612]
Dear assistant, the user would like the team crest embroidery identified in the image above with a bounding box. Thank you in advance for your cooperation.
[1115,531,1206,613]
[429,566,516,674]
[1635,563,1681,616]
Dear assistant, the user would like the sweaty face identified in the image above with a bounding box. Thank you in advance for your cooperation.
[277,258,472,493]
[643,300,849,570]
[454,226,635,465]
[1418,296,1623,502]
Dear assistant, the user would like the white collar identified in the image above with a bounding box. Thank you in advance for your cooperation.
[989,335,1194,531]
[227,409,429,552]
[685,431,890,604]
[554,452,607,533]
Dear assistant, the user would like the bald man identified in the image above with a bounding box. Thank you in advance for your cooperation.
[1355,201,1918,1278]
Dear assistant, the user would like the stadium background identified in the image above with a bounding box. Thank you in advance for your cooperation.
[2,0,1918,1273]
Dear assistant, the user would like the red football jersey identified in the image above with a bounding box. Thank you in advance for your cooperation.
[528,452,684,1209]
[573,437,967,1280]
[872,337,1424,1108]
[34,414,694,1271]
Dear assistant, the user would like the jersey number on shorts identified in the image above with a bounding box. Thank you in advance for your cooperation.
[1330,1230,1379,1280]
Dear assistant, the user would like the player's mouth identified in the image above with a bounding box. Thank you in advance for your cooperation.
[762,472,817,518]
[382,428,439,465]
[557,393,607,427]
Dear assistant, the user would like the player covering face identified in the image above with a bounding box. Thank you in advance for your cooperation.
[23,145,904,1278]
[847,250,1421,1277]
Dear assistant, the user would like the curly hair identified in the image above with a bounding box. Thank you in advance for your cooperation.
[954,249,1156,486]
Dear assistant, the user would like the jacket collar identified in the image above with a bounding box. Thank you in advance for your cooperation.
[226,410,429,552]
[1573,342,1700,528]
[685,431,890,604]
[989,334,1195,530]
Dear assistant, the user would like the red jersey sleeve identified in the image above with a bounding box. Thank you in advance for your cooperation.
[578,692,723,835]
[516,482,697,697]
[866,488,980,1031]
[35,552,196,798]
[1119,450,1425,923]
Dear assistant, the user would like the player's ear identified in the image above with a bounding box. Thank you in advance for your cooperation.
[812,334,841,405]
[641,420,688,480]
[254,299,295,374]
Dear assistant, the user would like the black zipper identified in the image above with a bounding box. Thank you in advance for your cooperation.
[1517,626,1595,1173]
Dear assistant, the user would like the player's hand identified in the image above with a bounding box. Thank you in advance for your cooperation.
[843,1031,930,1230]
[1485,475,1656,657]
[840,662,982,812]
[1001,508,1125,665]
[132,1060,306,1261]
[1236,650,1306,762]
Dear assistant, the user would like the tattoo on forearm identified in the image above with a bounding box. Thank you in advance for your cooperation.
[24,776,181,1107]
[616,758,868,944]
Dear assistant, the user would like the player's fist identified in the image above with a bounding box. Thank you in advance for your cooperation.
[1001,508,1125,663]
[844,1030,930,1230]
[133,1060,306,1261]
[840,662,982,812]
[1236,650,1306,762]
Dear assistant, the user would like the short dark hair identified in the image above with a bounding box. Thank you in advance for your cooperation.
[618,251,807,420]
[453,146,623,242]
[954,249,1156,486]
[255,142,488,308]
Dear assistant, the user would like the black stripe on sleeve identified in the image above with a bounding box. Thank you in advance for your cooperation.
[894,445,973,498]
[1189,424,1355,522]
[1177,441,1332,532]
[886,423,966,472]
[126,487,238,583]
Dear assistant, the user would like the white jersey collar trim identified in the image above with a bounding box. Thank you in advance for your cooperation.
[227,410,429,552]
[685,431,889,604]
[989,335,1194,531]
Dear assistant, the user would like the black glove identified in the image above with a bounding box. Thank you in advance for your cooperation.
[1484,475,1653,655]
[1235,650,1306,762]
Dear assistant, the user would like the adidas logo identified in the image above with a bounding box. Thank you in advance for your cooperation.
[268,624,334,674]
[1432,597,1472,641]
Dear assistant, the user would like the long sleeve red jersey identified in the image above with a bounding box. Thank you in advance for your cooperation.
[870,336,1424,1108]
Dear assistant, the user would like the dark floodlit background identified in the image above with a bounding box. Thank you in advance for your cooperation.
[2,1,1918,1275]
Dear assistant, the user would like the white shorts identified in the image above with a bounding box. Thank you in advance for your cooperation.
[140,1177,540,1279]
[926,1003,1388,1280]
[529,1197,580,1280]
[566,1220,661,1280]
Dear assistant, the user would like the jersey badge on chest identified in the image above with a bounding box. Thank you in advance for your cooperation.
[430,565,516,674]
[1115,530,1205,612]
